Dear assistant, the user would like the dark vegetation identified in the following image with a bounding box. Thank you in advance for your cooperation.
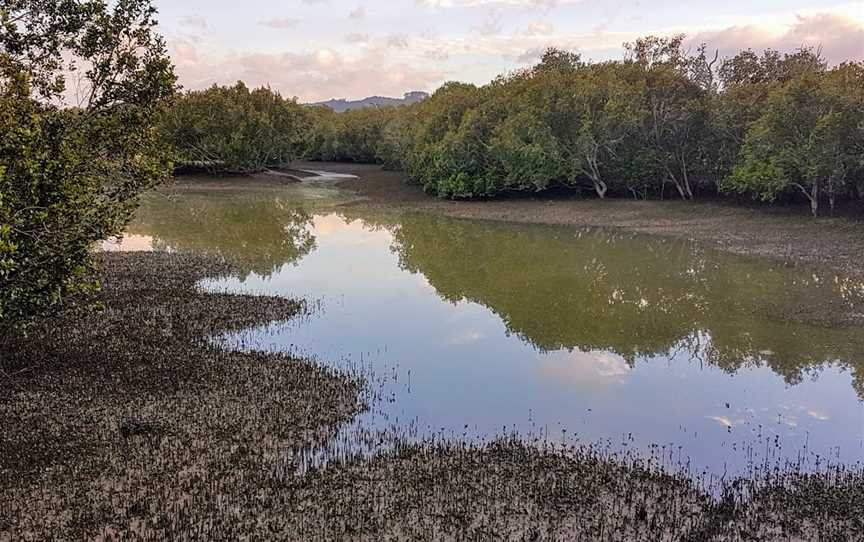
[296,41,864,216]
[160,81,310,175]
[2,251,863,540]
[0,0,176,322]
[159,41,863,219]
[3,2,864,539]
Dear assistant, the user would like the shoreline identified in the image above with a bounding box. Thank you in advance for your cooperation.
[2,250,862,539]
[4,177,864,538]
[294,161,864,280]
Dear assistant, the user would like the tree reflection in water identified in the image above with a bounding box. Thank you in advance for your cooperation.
[125,187,864,400]
[128,190,316,279]
[365,213,864,398]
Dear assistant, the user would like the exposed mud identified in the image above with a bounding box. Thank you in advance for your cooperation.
[2,252,863,540]
[0,253,362,539]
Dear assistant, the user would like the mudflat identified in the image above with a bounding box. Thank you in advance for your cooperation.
[3,251,863,540]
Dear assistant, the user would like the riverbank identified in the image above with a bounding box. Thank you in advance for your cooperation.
[2,251,863,539]
[0,252,363,539]
[302,161,864,279]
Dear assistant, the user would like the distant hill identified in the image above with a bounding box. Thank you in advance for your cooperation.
[312,91,429,112]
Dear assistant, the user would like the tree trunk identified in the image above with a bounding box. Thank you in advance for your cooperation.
[794,182,819,217]
[679,156,694,199]
[584,150,606,199]
[670,176,689,200]
[827,174,838,217]
[666,167,691,200]
[593,178,608,199]
[809,183,819,218]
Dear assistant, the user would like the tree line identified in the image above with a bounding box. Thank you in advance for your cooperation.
[291,38,863,216]
[161,38,863,217]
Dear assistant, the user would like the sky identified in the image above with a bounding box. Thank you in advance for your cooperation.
[153,0,864,102]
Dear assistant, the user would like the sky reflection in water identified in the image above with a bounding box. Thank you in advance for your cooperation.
[121,187,864,475]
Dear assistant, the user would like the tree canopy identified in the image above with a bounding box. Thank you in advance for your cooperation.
[162,82,309,174]
[301,42,863,214]
[0,0,176,323]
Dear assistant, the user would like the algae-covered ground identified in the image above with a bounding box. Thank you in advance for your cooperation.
[1,252,863,541]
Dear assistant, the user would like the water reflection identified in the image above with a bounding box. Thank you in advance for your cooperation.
[128,190,316,278]
[369,213,864,396]
[118,184,864,473]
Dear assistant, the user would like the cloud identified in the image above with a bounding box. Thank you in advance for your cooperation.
[424,46,451,61]
[689,13,864,64]
[807,409,830,421]
[166,7,862,102]
[474,8,504,36]
[168,37,444,102]
[259,18,301,29]
[526,20,554,36]
[349,5,367,20]
[407,10,862,72]
[446,330,485,345]
[178,16,208,30]
[536,349,630,388]
[387,34,410,49]
[345,33,370,43]
[516,46,546,63]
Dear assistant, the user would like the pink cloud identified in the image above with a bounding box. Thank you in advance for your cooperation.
[689,13,864,64]
[168,38,445,102]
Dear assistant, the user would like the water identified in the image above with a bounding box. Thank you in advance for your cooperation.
[110,173,864,476]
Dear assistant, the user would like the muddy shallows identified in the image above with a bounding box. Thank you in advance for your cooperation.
[1,252,862,540]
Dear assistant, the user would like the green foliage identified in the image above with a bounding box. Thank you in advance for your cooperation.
[0,0,176,323]
[162,82,308,174]
[310,106,398,164]
[725,61,864,216]
[301,42,862,213]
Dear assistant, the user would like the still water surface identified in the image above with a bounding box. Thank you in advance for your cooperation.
[109,175,864,475]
